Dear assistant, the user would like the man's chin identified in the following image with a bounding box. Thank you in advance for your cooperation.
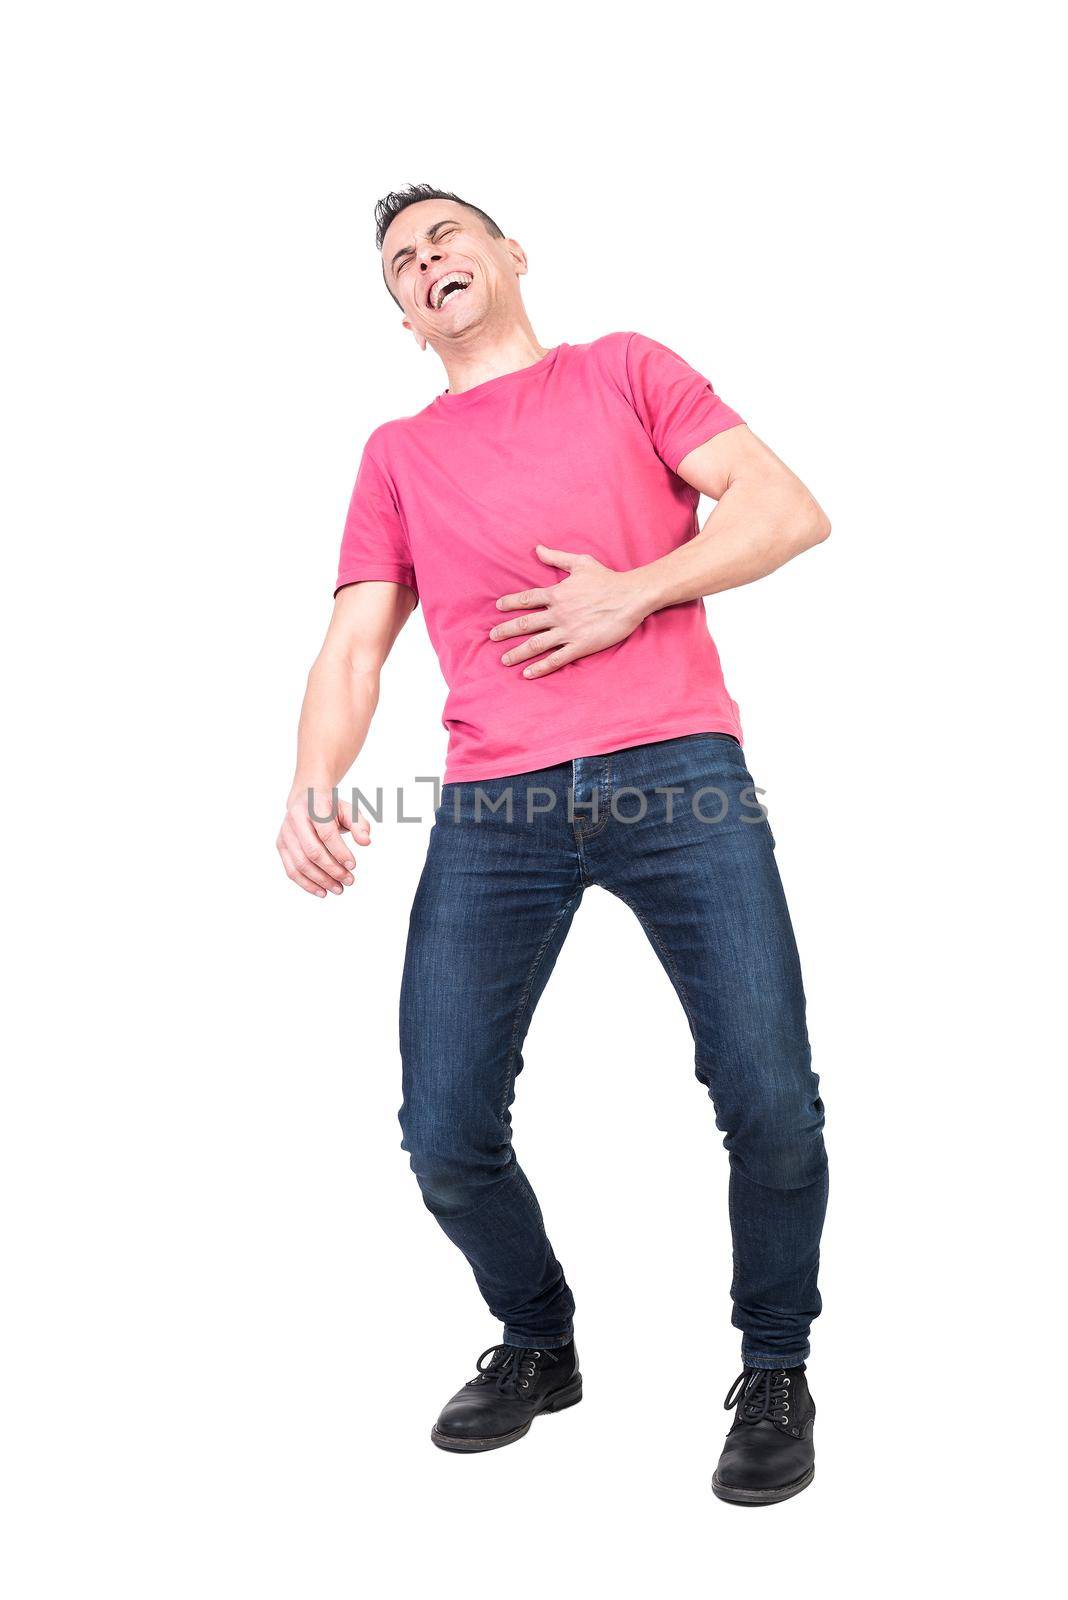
[430,302,485,340]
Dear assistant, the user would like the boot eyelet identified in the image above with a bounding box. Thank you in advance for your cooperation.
[521,1379,529,1387]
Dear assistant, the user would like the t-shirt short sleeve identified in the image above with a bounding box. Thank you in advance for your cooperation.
[624,332,744,473]
[334,440,418,601]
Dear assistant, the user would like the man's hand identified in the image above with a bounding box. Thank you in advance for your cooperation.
[490,545,650,679]
[276,791,371,897]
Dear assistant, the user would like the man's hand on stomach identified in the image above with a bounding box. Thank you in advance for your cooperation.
[490,544,651,679]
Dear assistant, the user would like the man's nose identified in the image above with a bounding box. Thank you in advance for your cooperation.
[418,250,443,272]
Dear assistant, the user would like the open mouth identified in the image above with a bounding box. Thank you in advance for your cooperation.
[427,271,473,311]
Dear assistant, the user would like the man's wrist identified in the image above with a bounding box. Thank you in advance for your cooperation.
[626,563,666,622]
[289,776,337,810]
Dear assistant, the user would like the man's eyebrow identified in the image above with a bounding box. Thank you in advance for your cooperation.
[388,219,462,275]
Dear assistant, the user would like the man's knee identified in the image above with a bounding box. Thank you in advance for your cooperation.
[714,1070,827,1191]
[398,1103,512,1218]
[405,1151,474,1217]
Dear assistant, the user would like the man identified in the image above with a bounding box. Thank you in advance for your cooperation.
[277,185,830,1505]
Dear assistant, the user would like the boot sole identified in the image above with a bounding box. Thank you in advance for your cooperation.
[430,1375,583,1453]
[711,1464,814,1505]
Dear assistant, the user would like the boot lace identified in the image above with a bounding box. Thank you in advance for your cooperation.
[723,1368,792,1426]
[468,1345,560,1398]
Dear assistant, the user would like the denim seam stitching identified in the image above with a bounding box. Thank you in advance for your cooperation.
[570,758,585,843]
[498,889,582,1125]
[572,756,612,844]
[583,755,612,840]
[740,1351,811,1368]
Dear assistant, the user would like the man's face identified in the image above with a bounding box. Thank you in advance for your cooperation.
[381,201,527,350]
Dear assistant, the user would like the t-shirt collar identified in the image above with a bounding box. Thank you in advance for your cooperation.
[434,344,565,408]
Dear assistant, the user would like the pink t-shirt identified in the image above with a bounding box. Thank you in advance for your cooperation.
[336,332,745,782]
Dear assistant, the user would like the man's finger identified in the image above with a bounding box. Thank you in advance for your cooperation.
[495,587,550,612]
[535,544,582,571]
[490,611,554,642]
[279,844,328,897]
[522,645,579,679]
[298,855,347,893]
[316,822,357,870]
[337,799,372,845]
[292,812,352,881]
[319,819,361,870]
[501,629,565,666]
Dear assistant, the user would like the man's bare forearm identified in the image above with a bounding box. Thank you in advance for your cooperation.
[289,651,379,801]
[277,581,415,897]
[630,470,830,618]
[287,580,415,800]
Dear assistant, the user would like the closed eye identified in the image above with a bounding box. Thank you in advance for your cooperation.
[392,225,460,281]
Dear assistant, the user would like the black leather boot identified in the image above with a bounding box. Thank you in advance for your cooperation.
[431,1340,582,1453]
[712,1365,815,1504]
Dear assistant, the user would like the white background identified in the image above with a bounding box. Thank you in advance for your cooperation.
[2,2,1064,1594]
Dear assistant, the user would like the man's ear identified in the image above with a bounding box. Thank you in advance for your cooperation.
[402,318,428,352]
[505,239,529,277]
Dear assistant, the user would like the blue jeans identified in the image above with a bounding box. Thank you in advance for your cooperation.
[398,734,828,1368]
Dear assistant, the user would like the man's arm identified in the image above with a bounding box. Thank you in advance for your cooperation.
[489,425,830,678]
[277,580,416,896]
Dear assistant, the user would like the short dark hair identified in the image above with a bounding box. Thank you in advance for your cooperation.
[374,184,504,250]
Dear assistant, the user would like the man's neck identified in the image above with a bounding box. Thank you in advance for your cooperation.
[437,321,550,396]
